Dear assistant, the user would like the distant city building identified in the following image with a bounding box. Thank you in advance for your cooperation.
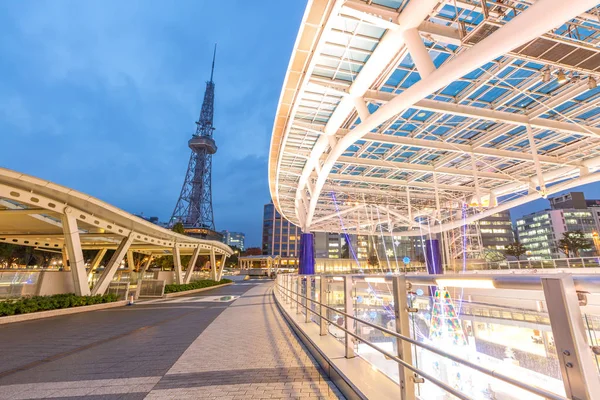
[262,203,301,257]
[135,214,160,224]
[221,230,245,251]
[516,192,599,259]
[478,211,515,253]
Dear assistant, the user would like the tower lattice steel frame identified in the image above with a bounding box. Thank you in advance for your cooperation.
[171,46,217,231]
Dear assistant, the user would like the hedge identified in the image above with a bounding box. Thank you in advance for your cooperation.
[0,293,119,317]
[164,279,232,294]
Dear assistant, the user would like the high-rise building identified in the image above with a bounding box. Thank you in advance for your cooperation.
[478,211,515,253]
[221,231,245,251]
[516,192,599,259]
[262,203,301,257]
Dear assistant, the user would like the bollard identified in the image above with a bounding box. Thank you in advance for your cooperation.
[127,294,135,306]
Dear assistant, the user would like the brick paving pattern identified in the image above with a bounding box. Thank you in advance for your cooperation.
[145,283,344,399]
[0,281,343,399]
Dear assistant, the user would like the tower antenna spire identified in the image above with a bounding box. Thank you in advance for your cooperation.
[170,44,218,232]
[210,44,217,82]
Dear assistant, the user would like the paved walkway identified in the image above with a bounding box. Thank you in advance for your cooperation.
[0,281,343,399]
[146,283,343,399]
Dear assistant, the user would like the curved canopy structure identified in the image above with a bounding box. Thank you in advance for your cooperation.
[269,0,600,236]
[0,167,232,295]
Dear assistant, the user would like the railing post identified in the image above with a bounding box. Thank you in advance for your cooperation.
[566,258,571,268]
[541,275,600,399]
[291,276,296,308]
[343,276,355,358]
[296,276,302,315]
[320,276,327,336]
[286,275,291,304]
[393,276,416,400]
[305,275,312,323]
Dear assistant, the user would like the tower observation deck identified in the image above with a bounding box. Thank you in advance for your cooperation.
[171,45,220,238]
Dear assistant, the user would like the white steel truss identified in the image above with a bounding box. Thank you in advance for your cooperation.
[269,0,600,236]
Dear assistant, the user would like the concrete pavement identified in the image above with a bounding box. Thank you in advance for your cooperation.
[0,280,343,399]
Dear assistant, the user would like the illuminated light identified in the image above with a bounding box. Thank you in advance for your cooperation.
[365,277,386,283]
[435,278,495,289]
[542,67,551,83]
[332,277,344,281]
[557,69,568,84]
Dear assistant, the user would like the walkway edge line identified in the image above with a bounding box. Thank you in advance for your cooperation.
[163,282,233,298]
[0,300,127,325]
[273,290,397,400]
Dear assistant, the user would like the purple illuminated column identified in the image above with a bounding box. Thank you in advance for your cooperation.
[298,233,315,275]
[425,239,443,275]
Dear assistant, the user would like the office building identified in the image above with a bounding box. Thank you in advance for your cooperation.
[221,230,245,251]
[262,203,301,257]
[516,192,599,259]
[478,211,515,252]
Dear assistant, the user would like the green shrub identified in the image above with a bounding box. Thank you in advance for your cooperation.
[164,279,232,294]
[0,293,119,317]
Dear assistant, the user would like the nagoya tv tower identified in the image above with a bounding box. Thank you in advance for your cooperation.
[171,45,218,236]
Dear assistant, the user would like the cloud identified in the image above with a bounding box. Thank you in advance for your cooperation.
[0,0,306,246]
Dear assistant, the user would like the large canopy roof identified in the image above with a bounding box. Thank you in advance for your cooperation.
[0,168,233,257]
[269,0,600,236]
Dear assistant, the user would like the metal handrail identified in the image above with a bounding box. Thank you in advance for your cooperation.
[276,276,566,400]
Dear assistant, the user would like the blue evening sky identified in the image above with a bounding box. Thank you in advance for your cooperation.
[0,0,305,247]
[1,1,599,246]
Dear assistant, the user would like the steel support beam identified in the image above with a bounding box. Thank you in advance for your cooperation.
[61,208,90,296]
[217,254,227,281]
[300,0,598,229]
[184,245,201,284]
[92,232,135,295]
[88,248,107,283]
[393,276,415,400]
[210,248,217,281]
[142,255,154,273]
[542,275,600,399]
[173,245,183,285]
[127,250,135,273]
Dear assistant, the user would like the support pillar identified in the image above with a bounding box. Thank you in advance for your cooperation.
[393,276,416,399]
[344,275,355,358]
[127,250,135,272]
[184,246,201,284]
[88,248,107,283]
[542,275,600,399]
[217,254,227,281]
[299,233,315,275]
[425,239,443,275]
[92,232,135,295]
[61,209,90,296]
[142,255,154,273]
[210,248,217,281]
[319,276,327,336]
[61,247,69,271]
[173,245,183,285]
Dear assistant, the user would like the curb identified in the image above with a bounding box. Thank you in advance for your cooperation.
[0,300,128,325]
[162,282,234,298]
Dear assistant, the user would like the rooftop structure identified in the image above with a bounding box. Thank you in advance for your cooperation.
[269,0,600,242]
[0,168,233,296]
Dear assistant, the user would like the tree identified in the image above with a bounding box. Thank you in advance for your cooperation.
[172,222,186,235]
[558,230,592,258]
[504,240,527,259]
[227,246,240,267]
